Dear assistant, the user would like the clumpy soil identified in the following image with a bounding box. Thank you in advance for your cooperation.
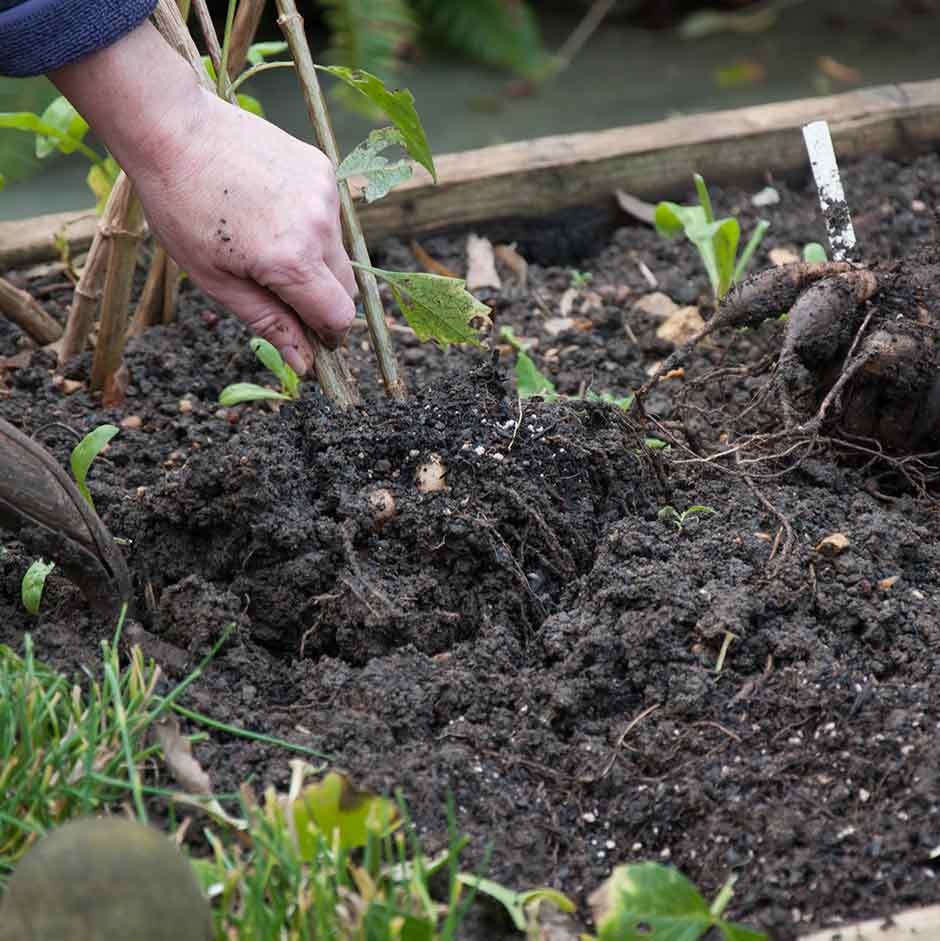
[4,150,940,939]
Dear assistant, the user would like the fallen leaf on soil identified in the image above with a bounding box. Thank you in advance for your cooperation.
[494,243,528,287]
[544,317,575,336]
[410,240,458,278]
[615,189,656,225]
[634,292,678,320]
[416,454,447,493]
[817,55,862,84]
[816,532,850,557]
[154,714,212,795]
[656,306,705,346]
[466,234,501,291]
[769,246,801,266]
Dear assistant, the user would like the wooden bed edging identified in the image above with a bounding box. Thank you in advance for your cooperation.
[1,77,939,267]
[800,903,940,940]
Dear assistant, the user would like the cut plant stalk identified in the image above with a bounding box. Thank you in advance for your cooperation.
[153,0,358,409]
[0,274,62,345]
[275,0,406,402]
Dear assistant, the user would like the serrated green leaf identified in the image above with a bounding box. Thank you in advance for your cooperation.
[317,66,436,181]
[35,96,88,159]
[802,242,828,263]
[22,559,54,615]
[218,382,290,406]
[292,771,397,856]
[70,425,119,513]
[354,263,489,348]
[236,93,264,118]
[246,41,288,66]
[336,126,413,202]
[250,337,299,398]
[594,863,714,941]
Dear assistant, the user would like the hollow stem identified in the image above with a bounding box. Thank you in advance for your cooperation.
[275,0,405,401]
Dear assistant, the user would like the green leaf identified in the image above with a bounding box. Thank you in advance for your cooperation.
[86,156,119,214]
[693,173,715,224]
[22,559,54,615]
[802,242,828,263]
[354,263,489,348]
[70,424,119,513]
[457,875,573,932]
[336,126,413,202]
[654,201,705,240]
[709,217,741,298]
[317,66,436,181]
[500,326,557,398]
[0,111,92,159]
[593,863,714,941]
[245,41,288,66]
[250,337,299,399]
[218,382,290,406]
[718,922,768,941]
[733,219,770,284]
[644,437,669,449]
[292,771,397,856]
[35,96,88,159]
[236,94,264,118]
[587,390,634,410]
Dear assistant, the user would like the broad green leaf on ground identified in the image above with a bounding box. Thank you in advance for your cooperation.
[317,66,436,181]
[250,337,299,398]
[500,326,557,398]
[22,559,54,615]
[292,771,397,856]
[591,863,766,941]
[245,41,288,66]
[218,383,291,406]
[354,263,490,348]
[35,96,88,158]
[336,127,413,202]
[70,424,119,513]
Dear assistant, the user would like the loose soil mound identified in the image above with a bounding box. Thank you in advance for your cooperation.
[3,151,940,939]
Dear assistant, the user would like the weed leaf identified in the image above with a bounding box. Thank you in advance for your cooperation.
[802,242,828,263]
[718,922,768,941]
[21,559,54,615]
[218,383,290,406]
[317,66,436,181]
[70,424,119,512]
[710,217,740,297]
[0,111,86,156]
[250,337,299,398]
[35,96,89,159]
[457,875,573,931]
[653,201,704,241]
[355,264,489,348]
[246,41,288,66]
[337,127,414,202]
[292,771,397,855]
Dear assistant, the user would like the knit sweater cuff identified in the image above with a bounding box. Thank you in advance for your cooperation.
[0,0,157,77]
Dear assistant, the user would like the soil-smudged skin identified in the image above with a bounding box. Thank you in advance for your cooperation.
[3,152,940,941]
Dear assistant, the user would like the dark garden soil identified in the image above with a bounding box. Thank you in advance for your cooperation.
[4,150,940,939]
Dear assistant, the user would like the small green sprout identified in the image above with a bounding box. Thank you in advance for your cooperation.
[71,424,119,513]
[655,173,769,301]
[456,874,574,933]
[591,862,766,941]
[802,241,828,263]
[657,504,715,534]
[218,338,301,406]
[568,269,594,290]
[21,559,54,615]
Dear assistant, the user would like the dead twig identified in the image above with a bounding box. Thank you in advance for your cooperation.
[0,275,62,345]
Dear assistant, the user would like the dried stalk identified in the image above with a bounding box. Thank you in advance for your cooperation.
[89,184,146,394]
[191,0,237,104]
[129,244,167,335]
[162,255,181,324]
[154,0,357,408]
[0,275,62,345]
[227,0,267,77]
[275,0,405,401]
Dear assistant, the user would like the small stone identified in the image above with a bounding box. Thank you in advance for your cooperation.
[769,247,801,266]
[120,415,142,430]
[543,317,575,336]
[656,306,704,346]
[878,575,900,591]
[911,199,927,213]
[634,292,678,320]
[816,532,850,557]
[178,398,193,414]
[751,185,781,207]
[61,379,84,395]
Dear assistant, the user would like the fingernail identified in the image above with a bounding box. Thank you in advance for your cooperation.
[283,346,308,376]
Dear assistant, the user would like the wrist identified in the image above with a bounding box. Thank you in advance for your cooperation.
[49,19,213,183]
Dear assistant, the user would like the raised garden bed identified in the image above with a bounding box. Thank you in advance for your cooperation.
[3,84,940,939]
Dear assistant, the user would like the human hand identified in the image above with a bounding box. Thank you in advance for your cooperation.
[50,21,356,376]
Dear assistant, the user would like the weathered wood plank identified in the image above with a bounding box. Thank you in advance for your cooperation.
[0,209,97,269]
[2,78,939,266]
[800,904,940,940]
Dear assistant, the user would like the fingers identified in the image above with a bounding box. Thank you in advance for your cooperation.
[206,275,314,375]
[268,264,357,351]
[323,238,358,300]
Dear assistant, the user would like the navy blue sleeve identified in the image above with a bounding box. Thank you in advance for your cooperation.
[0,0,157,77]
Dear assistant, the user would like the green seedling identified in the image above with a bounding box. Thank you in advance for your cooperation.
[802,241,828,263]
[456,874,574,933]
[657,504,715,534]
[568,269,593,290]
[219,337,300,406]
[21,559,54,616]
[501,326,634,409]
[591,862,766,941]
[655,173,769,301]
[71,424,120,513]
